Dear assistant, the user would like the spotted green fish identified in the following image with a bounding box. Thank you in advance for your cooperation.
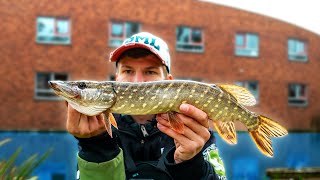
[49,80,288,157]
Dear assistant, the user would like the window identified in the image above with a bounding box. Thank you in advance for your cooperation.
[35,72,68,100]
[176,26,204,52]
[288,39,308,61]
[235,33,259,57]
[288,83,308,106]
[235,81,259,103]
[36,17,71,44]
[109,21,140,47]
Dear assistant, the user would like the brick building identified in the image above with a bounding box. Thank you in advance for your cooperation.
[1,0,319,131]
[1,0,320,179]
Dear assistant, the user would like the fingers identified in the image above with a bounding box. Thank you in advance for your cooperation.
[66,104,106,138]
[157,114,208,145]
[179,104,209,128]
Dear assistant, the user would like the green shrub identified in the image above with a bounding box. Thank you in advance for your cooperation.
[0,138,52,180]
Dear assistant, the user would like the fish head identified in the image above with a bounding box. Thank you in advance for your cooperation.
[48,80,116,116]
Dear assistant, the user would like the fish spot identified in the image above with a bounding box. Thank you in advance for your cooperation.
[151,96,157,100]
[174,95,178,99]
[119,96,124,99]
[195,101,199,104]
[242,111,245,114]
[133,89,138,92]
[163,95,167,98]
[169,103,174,108]
[131,104,135,108]
[218,99,221,102]
[228,101,231,104]
[210,109,214,112]
[139,97,144,100]
[219,94,223,98]
[200,94,204,97]
[142,103,147,108]
[204,104,208,107]
[234,107,238,110]
[238,115,241,118]
[177,88,181,92]
[215,104,219,108]
[191,89,196,93]
[181,100,187,104]
[129,96,132,99]
[219,111,222,114]
[224,107,228,110]
[152,105,158,109]
[189,95,193,98]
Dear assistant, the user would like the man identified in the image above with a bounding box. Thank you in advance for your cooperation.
[67,32,226,179]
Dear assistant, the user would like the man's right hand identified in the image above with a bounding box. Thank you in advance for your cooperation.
[66,103,106,138]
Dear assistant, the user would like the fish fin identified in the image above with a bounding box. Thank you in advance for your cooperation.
[249,115,288,157]
[108,113,118,129]
[217,84,256,106]
[168,111,185,134]
[103,112,113,138]
[212,120,237,144]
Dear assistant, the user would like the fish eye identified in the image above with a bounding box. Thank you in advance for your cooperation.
[78,82,87,89]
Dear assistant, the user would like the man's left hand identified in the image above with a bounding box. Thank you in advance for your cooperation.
[156,104,210,163]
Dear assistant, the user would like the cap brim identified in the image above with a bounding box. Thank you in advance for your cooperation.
[109,43,166,66]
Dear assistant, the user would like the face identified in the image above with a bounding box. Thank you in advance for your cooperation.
[116,54,173,82]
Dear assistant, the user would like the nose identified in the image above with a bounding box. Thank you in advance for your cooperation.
[133,72,145,82]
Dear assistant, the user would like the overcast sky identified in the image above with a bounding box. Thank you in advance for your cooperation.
[201,0,320,35]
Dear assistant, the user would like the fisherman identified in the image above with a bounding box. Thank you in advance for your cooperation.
[67,32,226,179]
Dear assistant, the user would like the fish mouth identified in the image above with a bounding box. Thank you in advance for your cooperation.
[49,81,62,93]
[48,81,78,98]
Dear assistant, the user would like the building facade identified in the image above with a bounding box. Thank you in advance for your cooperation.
[1,0,320,179]
[1,0,320,131]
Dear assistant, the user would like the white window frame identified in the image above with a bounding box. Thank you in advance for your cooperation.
[235,81,259,104]
[36,16,71,45]
[288,83,308,107]
[288,39,308,62]
[35,72,68,100]
[176,26,204,53]
[109,21,140,47]
[235,33,259,57]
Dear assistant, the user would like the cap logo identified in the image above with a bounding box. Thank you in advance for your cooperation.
[124,35,160,51]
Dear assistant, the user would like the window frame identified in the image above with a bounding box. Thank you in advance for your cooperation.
[235,80,260,104]
[34,72,69,100]
[176,26,204,53]
[235,32,259,57]
[36,16,71,45]
[288,83,308,107]
[287,38,308,62]
[108,21,141,47]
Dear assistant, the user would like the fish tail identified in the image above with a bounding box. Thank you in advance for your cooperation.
[249,115,288,157]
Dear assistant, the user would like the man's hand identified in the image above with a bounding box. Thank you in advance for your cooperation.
[66,103,106,138]
[156,104,210,164]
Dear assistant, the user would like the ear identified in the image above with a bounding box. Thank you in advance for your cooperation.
[166,74,173,80]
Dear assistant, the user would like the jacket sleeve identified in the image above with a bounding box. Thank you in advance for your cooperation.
[76,132,126,180]
[201,130,227,180]
[164,130,226,180]
[77,149,125,180]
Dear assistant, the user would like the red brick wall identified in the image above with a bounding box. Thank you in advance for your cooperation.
[1,0,320,130]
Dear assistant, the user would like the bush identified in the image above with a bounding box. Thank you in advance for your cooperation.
[0,138,52,180]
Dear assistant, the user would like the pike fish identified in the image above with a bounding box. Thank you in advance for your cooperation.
[49,80,288,157]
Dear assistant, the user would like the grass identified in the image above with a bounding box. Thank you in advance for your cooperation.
[0,138,52,180]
